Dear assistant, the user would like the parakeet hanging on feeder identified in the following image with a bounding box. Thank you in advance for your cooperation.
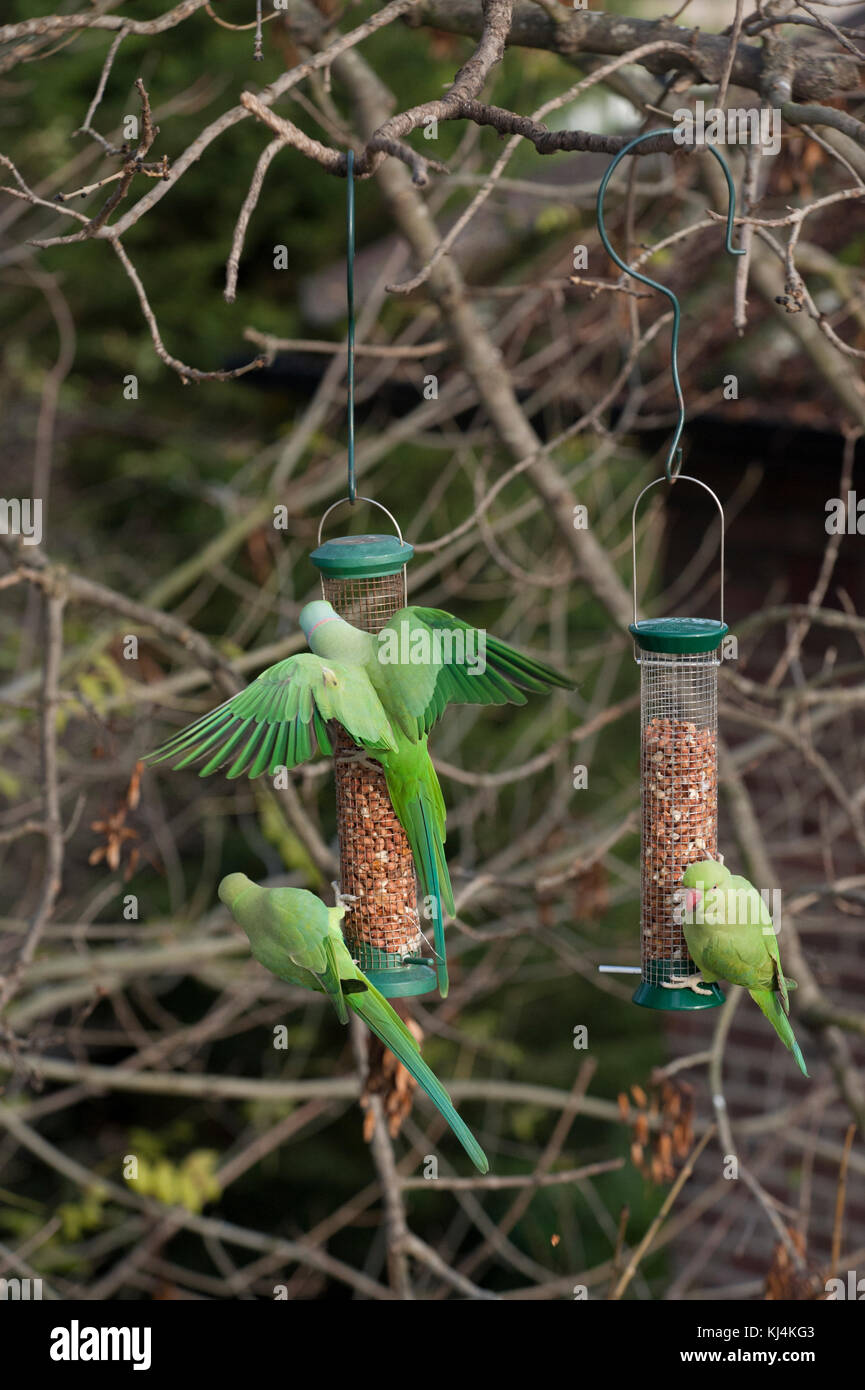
[667,859,809,1077]
[218,873,489,1172]
[300,602,572,976]
[147,602,572,994]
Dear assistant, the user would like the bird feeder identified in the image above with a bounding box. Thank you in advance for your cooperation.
[593,127,745,1010]
[310,497,438,998]
[629,477,727,1011]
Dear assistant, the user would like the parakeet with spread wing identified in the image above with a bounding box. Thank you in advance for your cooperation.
[667,859,808,1077]
[147,602,573,994]
[218,873,489,1172]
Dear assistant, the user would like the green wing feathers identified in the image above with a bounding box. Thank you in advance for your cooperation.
[317,936,351,1025]
[397,607,573,732]
[349,983,488,1173]
[145,654,396,779]
[726,874,792,1013]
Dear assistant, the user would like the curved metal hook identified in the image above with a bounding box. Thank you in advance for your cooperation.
[596,128,746,482]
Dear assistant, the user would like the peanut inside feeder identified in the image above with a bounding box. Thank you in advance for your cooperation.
[629,619,727,1011]
[310,519,438,998]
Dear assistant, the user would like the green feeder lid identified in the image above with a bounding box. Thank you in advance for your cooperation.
[629,617,727,654]
[310,533,413,579]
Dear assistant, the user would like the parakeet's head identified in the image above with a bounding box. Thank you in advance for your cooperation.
[299,599,369,661]
[299,600,339,640]
[218,872,255,913]
[681,859,731,911]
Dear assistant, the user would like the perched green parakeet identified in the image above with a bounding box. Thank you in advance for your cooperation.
[218,873,489,1173]
[148,601,572,995]
[676,860,808,1077]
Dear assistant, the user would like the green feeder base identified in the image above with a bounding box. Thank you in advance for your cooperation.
[633,979,725,1011]
[353,944,438,998]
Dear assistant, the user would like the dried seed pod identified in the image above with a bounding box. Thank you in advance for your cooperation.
[673,1122,691,1158]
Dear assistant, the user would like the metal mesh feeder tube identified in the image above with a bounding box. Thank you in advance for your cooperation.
[629,479,727,1011]
[310,498,437,999]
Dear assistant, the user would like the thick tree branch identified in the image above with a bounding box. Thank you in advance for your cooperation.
[408,0,861,102]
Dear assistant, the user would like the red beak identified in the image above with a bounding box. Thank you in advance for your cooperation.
[684,887,702,912]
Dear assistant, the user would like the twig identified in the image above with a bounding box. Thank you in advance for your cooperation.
[349,1014,413,1299]
[243,330,451,359]
[399,1158,624,1191]
[0,592,65,1012]
[111,237,265,383]
[77,27,129,141]
[224,138,286,303]
[830,1123,857,1278]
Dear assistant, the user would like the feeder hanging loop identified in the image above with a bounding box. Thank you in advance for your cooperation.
[346,148,356,505]
[631,475,725,634]
[596,128,747,484]
[315,495,409,611]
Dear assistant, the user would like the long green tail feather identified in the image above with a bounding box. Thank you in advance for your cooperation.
[411,795,450,998]
[750,989,809,1077]
[394,790,451,996]
[384,760,452,996]
[349,987,488,1173]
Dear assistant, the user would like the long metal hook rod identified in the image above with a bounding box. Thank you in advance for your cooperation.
[596,129,746,483]
[346,148,356,505]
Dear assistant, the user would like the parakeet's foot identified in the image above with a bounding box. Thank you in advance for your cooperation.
[332,880,359,913]
[662,973,713,996]
[338,750,382,774]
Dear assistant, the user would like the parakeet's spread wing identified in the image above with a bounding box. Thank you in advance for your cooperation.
[145,653,396,779]
[392,606,573,734]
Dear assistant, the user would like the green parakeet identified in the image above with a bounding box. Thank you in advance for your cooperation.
[675,860,808,1077]
[218,873,489,1173]
[148,601,572,995]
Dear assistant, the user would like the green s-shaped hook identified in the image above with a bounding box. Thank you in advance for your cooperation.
[596,128,746,482]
